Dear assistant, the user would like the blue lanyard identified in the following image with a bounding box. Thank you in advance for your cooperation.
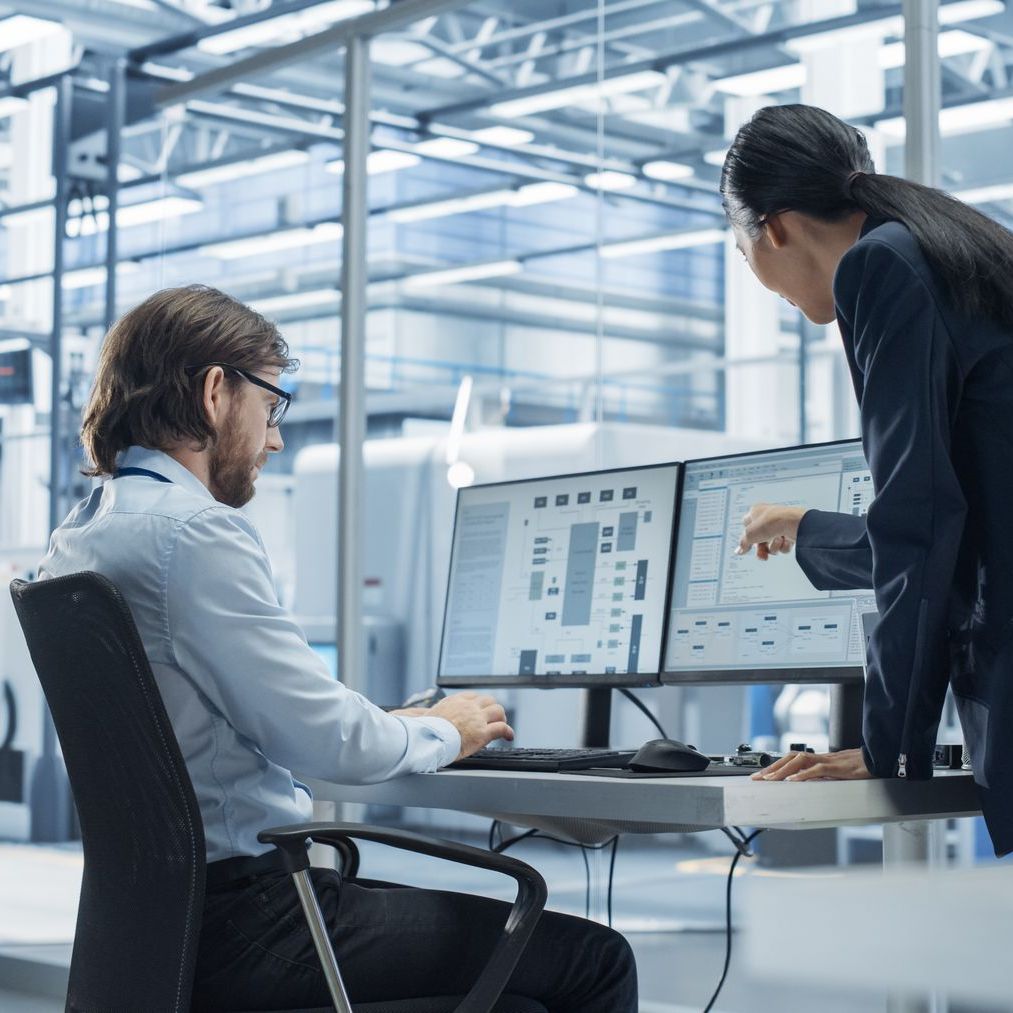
[113,467,172,484]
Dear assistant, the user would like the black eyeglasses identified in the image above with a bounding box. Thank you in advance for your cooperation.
[184,362,292,427]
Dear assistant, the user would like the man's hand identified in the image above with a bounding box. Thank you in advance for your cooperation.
[751,747,872,781]
[427,691,514,760]
[737,503,807,560]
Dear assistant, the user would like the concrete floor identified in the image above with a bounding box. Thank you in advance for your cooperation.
[1,833,1007,1013]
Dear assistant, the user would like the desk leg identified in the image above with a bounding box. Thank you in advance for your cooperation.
[883,822,948,1013]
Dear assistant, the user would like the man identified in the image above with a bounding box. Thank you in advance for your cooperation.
[41,285,637,1011]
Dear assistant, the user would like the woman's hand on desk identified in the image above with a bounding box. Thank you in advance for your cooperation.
[737,503,807,560]
[426,692,515,760]
[752,748,872,781]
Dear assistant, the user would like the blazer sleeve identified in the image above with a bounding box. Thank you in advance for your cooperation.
[795,509,872,590]
[835,239,966,779]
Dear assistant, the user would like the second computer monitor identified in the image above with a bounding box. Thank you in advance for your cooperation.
[663,440,875,684]
[438,463,681,688]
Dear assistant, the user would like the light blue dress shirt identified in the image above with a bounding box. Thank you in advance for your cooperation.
[39,445,460,861]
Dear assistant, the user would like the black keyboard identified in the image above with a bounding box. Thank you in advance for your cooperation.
[450,747,637,772]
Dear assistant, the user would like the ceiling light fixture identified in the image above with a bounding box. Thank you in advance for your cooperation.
[414,137,480,158]
[404,260,522,289]
[875,95,1013,138]
[201,222,343,260]
[489,69,666,119]
[599,228,726,259]
[787,0,1003,54]
[713,63,806,97]
[325,150,421,175]
[468,126,535,147]
[176,150,310,189]
[584,170,637,191]
[62,262,141,290]
[250,288,340,315]
[67,196,203,237]
[197,1,374,56]
[389,181,578,223]
[642,160,695,181]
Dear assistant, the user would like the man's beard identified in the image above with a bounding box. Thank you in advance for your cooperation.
[208,408,264,508]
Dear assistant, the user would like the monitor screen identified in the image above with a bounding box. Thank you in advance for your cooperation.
[438,463,681,687]
[663,440,875,684]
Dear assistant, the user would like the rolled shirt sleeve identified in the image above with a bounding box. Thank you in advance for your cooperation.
[165,505,460,781]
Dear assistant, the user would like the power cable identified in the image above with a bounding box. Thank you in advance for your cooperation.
[703,828,765,1013]
[618,687,669,739]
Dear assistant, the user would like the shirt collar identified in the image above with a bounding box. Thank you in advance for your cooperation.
[116,446,215,503]
[860,215,884,239]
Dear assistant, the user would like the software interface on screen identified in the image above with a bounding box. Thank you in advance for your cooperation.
[439,465,680,682]
[664,442,876,678]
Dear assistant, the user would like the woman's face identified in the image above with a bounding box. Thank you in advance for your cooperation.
[731,213,841,326]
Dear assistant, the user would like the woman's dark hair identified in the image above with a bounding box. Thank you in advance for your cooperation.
[81,285,298,476]
[721,103,1013,330]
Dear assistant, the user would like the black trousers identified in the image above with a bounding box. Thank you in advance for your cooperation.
[193,868,638,1012]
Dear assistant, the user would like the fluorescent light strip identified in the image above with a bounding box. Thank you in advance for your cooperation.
[68,196,203,237]
[787,0,1003,54]
[714,63,806,97]
[176,150,310,189]
[389,182,577,223]
[599,228,726,259]
[704,148,729,167]
[643,160,695,182]
[250,289,340,315]
[325,150,421,175]
[489,69,666,119]
[468,126,535,147]
[414,137,479,158]
[201,222,343,260]
[62,262,141,290]
[585,170,637,191]
[404,260,521,290]
[879,29,992,69]
[0,15,63,53]
[953,182,1013,203]
[875,95,1013,139]
[198,1,374,56]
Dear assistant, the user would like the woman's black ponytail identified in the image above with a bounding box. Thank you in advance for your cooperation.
[721,104,1013,330]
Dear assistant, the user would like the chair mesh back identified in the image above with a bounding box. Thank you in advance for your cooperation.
[10,573,205,1013]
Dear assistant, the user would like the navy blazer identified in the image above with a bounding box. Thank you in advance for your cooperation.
[795,218,1013,856]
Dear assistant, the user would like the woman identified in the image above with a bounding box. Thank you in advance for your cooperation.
[724,104,1013,856]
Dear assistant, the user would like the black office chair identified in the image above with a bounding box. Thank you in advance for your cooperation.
[10,572,548,1013]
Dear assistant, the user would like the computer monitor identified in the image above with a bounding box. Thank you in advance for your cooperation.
[438,463,681,688]
[663,440,875,685]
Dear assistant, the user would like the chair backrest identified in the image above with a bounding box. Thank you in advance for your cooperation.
[10,572,205,1013]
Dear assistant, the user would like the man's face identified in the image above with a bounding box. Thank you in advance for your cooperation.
[208,368,284,508]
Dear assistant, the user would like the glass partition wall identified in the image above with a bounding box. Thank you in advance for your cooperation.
[2,0,1011,691]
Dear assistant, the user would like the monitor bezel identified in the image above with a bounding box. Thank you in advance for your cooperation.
[661,437,868,687]
[437,461,683,689]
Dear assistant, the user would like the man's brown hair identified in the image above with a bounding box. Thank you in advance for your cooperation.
[81,285,297,476]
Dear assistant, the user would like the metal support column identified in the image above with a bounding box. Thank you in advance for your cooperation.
[48,74,71,537]
[902,0,940,187]
[34,72,74,844]
[337,37,371,696]
[104,58,126,332]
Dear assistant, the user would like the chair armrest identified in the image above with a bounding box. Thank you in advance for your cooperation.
[259,821,547,1013]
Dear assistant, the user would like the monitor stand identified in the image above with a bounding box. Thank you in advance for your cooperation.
[579,687,613,748]
[828,681,864,752]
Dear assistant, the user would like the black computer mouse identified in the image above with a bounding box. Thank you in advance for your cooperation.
[628,738,710,773]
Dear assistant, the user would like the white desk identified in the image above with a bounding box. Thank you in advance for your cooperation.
[308,767,982,1013]
[306,768,980,856]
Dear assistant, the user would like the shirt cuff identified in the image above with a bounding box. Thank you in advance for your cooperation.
[413,715,461,768]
